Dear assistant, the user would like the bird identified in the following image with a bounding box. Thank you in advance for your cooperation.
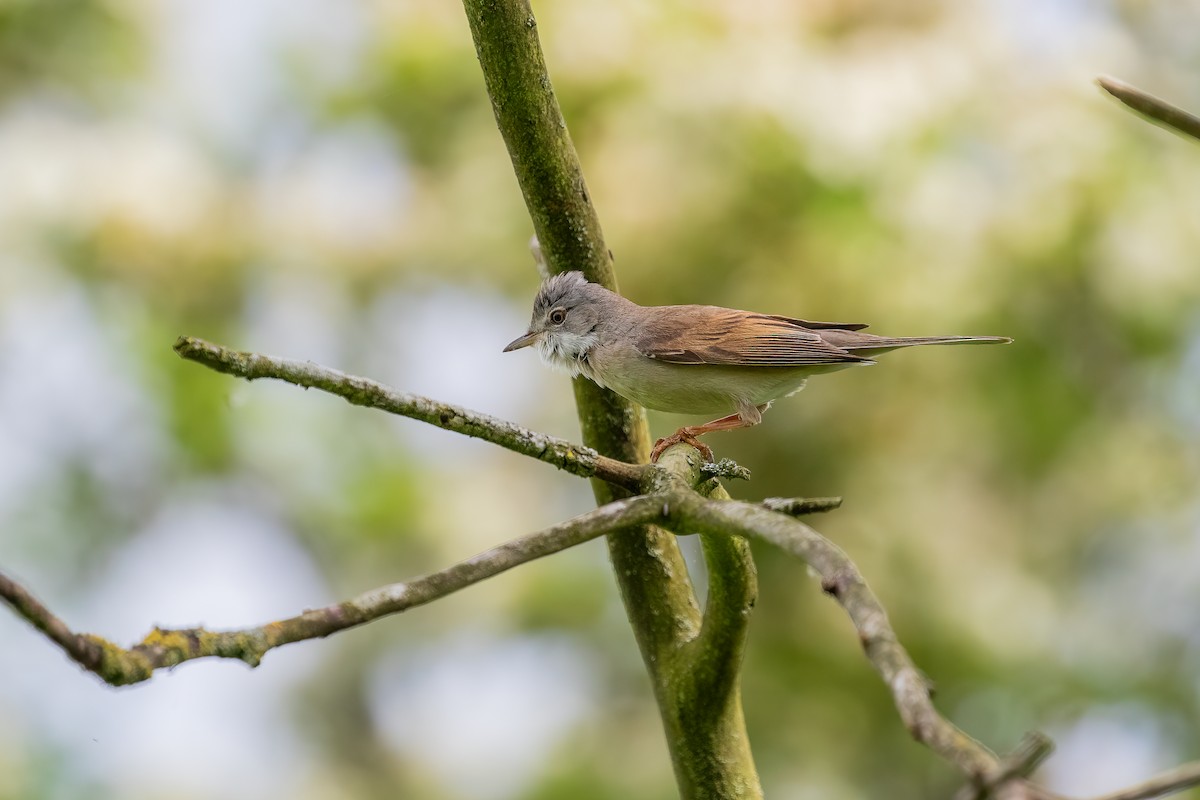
[503,271,1010,462]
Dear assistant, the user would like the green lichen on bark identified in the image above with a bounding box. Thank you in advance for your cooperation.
[461,0,611,288]
[81,634,154,686]
[459,2,762,796]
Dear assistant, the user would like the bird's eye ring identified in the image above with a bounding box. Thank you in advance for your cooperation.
[549,308,567,325]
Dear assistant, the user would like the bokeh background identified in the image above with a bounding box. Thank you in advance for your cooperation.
[2,1,1199,798]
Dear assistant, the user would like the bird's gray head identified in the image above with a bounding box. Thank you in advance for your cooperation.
[502,271,611,376]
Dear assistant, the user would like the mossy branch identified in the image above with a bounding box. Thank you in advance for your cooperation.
[459,1,757,796]
[459,0,704,667]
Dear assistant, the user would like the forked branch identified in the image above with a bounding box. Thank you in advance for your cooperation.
[6,342,1198,800]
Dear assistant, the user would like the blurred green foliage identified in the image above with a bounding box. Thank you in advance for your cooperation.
[2,1,1200,799]
[0,0,139,101]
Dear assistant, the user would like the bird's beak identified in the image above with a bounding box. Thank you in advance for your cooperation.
[503,331,541,352]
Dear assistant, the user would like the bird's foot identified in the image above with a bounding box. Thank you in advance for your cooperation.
[650,430,714,463]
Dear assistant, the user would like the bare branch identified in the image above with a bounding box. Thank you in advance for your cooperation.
[0,496,664,686]
[1097,76,1200,142]
[1010,759,1200,800]
[1084,761,1200,800]
[0,572,109,670]
[670,493,1006,784]
[173,336,648,492]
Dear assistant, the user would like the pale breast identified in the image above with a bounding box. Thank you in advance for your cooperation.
[586,342,820,416]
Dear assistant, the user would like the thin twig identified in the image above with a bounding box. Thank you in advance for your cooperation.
[173,336,648,492]
[0,496,664,685]
[1086,761,1200,800]
[762,496,843,516]
[0,572,108,669]
[956,732,1056,800]
[1097,76,1200,142]
[1000,732,1055,780]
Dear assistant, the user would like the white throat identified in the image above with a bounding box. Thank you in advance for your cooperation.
[536,331,601,383]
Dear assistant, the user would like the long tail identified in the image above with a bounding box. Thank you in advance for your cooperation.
[818,331,1012,354]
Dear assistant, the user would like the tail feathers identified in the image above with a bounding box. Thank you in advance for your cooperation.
[820,331,1012,354]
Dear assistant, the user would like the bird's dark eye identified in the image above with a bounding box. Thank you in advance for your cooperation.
[549,308,567,325]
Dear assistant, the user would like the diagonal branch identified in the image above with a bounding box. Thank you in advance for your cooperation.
[669,491,1200,800]
[1083,761,1200,800]
[0,571,106,670]
[173,336,648,492]
[1097,75,1200,142]
[669,492,1006,784]
[0,495,664,686]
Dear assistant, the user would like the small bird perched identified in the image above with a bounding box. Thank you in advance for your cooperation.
[504,271,1010,462]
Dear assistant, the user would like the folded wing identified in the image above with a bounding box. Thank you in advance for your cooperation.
[636,306,871,368]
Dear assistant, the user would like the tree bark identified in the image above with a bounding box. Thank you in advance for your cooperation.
[459,1,761,795]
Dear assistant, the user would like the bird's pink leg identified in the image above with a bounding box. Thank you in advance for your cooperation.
[650,403,768,463]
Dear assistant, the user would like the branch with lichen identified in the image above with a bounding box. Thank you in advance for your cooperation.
[173,336,648,493]
[1,436,989,775]
[4,361,1200,800]
[0,496,667,685]
[1097,75,1200,143]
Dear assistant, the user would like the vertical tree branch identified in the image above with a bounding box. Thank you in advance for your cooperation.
[689,486,758,703]
[652,447,762,797]
[461,0,698,667]
[462,0,611,289]
[460,3,761,796]
[655,447,758,709]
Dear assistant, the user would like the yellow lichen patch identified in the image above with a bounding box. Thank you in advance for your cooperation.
[81,634,154,686]
[138,628,198,668]
[204,630,267,667]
